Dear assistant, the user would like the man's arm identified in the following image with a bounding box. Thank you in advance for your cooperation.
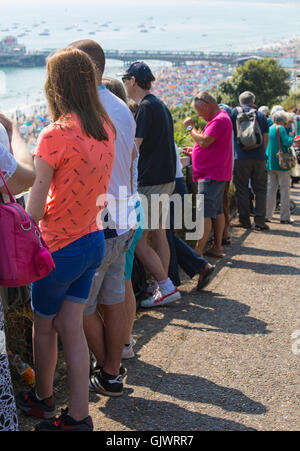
[190,129,216,148]
[134,137,143,152]
[183,117,216,148]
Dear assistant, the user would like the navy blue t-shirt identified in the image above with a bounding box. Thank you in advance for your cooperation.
[231,105,269,160]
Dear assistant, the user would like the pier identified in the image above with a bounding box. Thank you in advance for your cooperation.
[104,49,265,66]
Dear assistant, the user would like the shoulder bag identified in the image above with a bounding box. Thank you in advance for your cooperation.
[276,126,297,170]
[0,169,55,287]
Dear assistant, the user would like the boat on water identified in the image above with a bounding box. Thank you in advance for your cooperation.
[39,29,50,36]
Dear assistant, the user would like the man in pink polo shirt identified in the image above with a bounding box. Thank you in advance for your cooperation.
[183,91,233,258]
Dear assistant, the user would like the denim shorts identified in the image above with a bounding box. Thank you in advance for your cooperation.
[31,231,105,318]
[197,179,226,219]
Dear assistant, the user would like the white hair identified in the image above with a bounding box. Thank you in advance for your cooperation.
[273,110,289,125]
[258,106,269,116]
[270,105,284,117]
[286,112,295,122]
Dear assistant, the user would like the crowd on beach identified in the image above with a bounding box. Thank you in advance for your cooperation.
[0,36,300,432]
[151,61,234,108]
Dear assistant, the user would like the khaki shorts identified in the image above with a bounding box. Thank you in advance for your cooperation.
[138,181,175,230]
[84,229,134,315]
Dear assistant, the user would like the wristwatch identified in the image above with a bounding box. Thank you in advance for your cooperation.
[186,125,193,132]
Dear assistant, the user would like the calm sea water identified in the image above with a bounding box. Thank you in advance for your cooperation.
[0,0,299,113]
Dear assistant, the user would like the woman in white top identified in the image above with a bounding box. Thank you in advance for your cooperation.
[0,113,35,431]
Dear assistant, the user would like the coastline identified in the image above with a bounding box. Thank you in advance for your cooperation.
[1,36,299,120]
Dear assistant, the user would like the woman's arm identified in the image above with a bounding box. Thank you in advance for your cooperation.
[0,117,36,195]
[26,156,53,222]
[280,126,294,150]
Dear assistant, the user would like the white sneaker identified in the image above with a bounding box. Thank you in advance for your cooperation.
[140,287,181,308]
[146,279,159,295]
[122,343,135,359]
[130,336,136,347]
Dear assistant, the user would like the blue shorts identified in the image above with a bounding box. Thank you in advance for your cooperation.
[31,231,105,318]
[198,179,226,219]
[124,201,145,280]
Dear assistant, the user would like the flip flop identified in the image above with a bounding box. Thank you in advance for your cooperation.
[204,249,225,258]
[197,264,215,290]
[222,237,231,245]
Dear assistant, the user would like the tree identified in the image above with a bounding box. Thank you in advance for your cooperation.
[216,57,290,108]
[171,100,207,149]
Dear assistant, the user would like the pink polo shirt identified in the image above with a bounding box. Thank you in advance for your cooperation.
[192,109,233,182]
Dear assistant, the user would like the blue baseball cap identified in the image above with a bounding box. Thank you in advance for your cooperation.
[122,61,155,83]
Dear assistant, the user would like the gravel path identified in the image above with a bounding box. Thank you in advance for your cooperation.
[18,186,300,431]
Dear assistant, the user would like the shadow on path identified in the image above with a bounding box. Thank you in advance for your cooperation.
[96,396,257,431]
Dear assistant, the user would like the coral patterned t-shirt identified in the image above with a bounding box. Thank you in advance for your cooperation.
[34,114,115,253]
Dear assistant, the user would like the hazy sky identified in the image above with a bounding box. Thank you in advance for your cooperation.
[5,0,297,5]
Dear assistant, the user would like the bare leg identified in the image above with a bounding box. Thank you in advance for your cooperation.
[135,230,167,281]
[101,302,127,376]
[83,310,105,367]
[195,217,212,256]
[33,313,58,400]
[53,300,89,421]
[209,213,225,255]
[150,227,170,274]
[124,279,136,345]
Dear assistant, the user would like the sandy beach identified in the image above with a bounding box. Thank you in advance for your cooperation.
[4,37,300,147]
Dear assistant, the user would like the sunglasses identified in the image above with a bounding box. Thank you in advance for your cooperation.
[122,75,132,83]
[194,97,209,104]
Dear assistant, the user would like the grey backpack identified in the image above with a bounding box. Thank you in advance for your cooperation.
[236,107,263,150]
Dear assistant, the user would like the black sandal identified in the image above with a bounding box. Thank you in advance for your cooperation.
[197,264,215,291]
[222,237,231,245]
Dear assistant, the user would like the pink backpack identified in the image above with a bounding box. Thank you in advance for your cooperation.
[0,169,55,287]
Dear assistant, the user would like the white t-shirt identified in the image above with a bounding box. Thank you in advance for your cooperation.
[0,126,17,188]
[175,144,184,179]
[0,123,10,150]
[98,86,137,234]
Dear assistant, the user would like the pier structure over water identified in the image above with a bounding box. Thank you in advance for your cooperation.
[104,49,265,66]
[0,41,295,68]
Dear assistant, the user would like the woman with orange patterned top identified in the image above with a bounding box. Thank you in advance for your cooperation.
[16,48,115,431]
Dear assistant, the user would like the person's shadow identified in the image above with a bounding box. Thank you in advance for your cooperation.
[119,360,267,415]
[97,396,257,431]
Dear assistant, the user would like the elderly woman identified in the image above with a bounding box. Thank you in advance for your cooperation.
[266,110,297,224]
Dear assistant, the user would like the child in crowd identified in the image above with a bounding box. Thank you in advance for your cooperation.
[16,47,116,431]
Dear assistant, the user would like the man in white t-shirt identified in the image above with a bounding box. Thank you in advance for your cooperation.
[69,40,136,397]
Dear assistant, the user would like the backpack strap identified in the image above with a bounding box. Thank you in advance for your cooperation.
[276,125,282,152]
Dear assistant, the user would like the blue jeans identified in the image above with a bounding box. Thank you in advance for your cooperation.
[167,177,207,286]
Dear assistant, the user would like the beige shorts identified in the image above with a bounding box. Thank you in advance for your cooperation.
[138,181,175,230]
[84,229,134,314]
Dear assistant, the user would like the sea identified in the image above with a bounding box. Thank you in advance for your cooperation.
[0,0,299,114]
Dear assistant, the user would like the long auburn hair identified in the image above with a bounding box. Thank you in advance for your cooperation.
[45,48,115,141]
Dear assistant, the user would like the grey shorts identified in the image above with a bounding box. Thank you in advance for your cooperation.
[138,181,175,229]
[84,229,134,315]
[197,179,226,219]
